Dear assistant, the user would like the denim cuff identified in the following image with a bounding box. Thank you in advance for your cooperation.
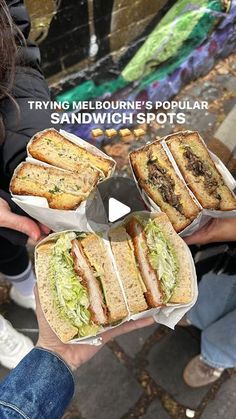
[0,347,75,419]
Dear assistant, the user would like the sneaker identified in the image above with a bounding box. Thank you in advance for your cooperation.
[183,355,224,387]
[10,286,36,311]
[0,319,33,369]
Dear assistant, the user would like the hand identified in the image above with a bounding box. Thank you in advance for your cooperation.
[185,218,236,245]
[0,198,50,244]
[35,287,154,371]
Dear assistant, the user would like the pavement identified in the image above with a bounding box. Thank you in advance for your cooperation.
[0,53,236,419]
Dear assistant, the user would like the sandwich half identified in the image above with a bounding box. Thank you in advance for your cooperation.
[167,131,236,210]
[28,129,115,177]
[10,162,100,210]
[109,213,193,308]
[130,142,200,232]
[36,232,128,343]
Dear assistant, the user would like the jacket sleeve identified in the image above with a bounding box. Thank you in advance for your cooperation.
[0,348,75,419]
[6,0,41,71]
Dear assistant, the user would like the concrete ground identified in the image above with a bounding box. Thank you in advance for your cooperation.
[0,53,236,419]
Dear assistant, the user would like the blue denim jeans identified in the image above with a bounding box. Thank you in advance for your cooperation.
[0,348,75,418]
[187,272,236,369]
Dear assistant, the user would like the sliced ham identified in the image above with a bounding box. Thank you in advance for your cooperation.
[72,239,107,325]
[127,219,163,307]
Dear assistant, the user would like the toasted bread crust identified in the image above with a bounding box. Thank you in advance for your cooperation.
[28,129,114,176]
[36,242,78,343]
[10,162,99,210]
[167,131,236,211]
[130,142,200,232]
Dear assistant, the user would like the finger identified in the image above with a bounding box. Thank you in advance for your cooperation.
[38,223,51,235]
[3,212,41,241]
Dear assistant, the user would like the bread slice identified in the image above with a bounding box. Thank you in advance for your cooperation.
[167,131,236,210]
[10,162,100,210]
[109,226,148,314]
[130,142,200,232]
[28,129,114,177]
[36,242,77,343]
[151,213,193,304]
[80,234,128,322]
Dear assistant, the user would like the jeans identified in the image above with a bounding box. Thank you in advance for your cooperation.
[188,272,236,369]
[0,348,74,418]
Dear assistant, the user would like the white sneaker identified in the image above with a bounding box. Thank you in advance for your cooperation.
[10,286,36,311]
[0,319,34,369]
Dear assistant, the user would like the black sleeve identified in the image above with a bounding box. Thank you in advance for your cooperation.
[0,189,27,246]
[6,0,41,72]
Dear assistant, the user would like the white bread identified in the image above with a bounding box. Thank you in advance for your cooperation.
[130,142,200,232]
[10,162,100,210]
[28,129,114,176]
[167,131,236,210]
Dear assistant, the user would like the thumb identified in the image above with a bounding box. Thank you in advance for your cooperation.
[4,212,41,241]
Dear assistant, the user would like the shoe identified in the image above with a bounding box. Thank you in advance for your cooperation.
[10,286,36,311]
[183,355,224,387]
[0,319,33,369]
[178,315,191,327]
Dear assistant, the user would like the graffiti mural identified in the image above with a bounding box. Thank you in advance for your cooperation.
[25,0,235,141]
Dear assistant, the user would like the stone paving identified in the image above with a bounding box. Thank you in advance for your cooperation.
[0,53,236,419]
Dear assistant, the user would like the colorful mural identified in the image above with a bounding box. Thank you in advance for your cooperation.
[26,0,235,143]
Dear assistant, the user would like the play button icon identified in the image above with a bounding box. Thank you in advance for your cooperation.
[108,198,131,222]
[85,176,149,241]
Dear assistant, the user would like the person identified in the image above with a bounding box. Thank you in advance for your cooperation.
[181,218,236,387]
[0,0,53,369]
[0,287,154,418]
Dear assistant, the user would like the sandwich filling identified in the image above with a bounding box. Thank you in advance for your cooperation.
[147,154,183,214]
[144,219,178,302]
[49,232,99,337]
[183,146,220,198]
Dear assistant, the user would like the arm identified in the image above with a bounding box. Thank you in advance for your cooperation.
[0,288,154,419]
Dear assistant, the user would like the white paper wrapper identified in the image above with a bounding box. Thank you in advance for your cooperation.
[35,211,198,345]
[11,129,115,232]
[129,131,236,237]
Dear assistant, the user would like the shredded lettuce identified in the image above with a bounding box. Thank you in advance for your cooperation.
[144,220,178,302]
[49,232,98,336]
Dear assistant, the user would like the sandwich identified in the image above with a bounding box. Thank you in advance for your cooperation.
[166,131,236,210]
[36,213,193,342]
[109,213,192,308]
[36,232,128,343]
[28,128,115,177]
[130,142,200,232]
[10,162,100,210]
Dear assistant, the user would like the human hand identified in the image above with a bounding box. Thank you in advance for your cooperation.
[185,218,236,245]
[0,197,50,244]
[35,287,154,371]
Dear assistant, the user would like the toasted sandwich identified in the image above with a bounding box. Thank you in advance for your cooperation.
[28,129,115,177]
[130,142,200,232]
[166,131,236,210]
[36,232,128,343]
[36,213,193,342]
[110,213,193,308]
[10,162,100,210]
